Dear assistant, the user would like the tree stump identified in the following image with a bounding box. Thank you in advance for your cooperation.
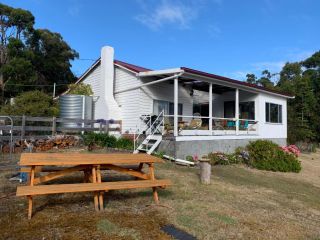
[199,159,211,185]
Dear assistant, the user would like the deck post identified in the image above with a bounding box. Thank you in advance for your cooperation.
[209,83,213,134]
[235,88,239,135]
[174,76,179,137]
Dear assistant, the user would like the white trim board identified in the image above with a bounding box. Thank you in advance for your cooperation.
[175,135,284,141]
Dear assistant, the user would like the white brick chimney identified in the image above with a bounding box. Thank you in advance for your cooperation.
[100,46,121,120]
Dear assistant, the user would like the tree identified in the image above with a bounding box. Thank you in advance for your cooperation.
[0,4,34,101]
[277,62,318,143]
[245,51,320,143]
[257,70,274,89]
[0,3,78,103]
[246,73,257,84]
[68,83,93,95]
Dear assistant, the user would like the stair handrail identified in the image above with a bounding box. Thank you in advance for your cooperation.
[134,110,164,153]
[141,110,164,151]
[134,114,151,152]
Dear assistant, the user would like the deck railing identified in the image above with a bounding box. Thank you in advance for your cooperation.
[161,115,259,136]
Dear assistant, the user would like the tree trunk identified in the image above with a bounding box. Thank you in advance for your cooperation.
[199,160,211,185]
[0,72,4,104]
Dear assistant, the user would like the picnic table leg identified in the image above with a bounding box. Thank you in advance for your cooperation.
[96,165,104,210]
[91,166,99,211]
[28,166,35,219]
[148,163,159,204]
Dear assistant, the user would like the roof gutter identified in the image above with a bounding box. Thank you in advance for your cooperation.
[137,68,183,77]
[114,71,184,94]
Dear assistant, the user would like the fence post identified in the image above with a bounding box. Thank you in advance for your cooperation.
[104,121,109,134]
[99,122,103,133]
[21,115,26,140]
[52,117,56,136]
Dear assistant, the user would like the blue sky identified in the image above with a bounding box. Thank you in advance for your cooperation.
[3,0,320,81]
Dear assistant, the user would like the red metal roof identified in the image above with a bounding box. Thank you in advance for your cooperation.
[114,60,151,73]
[77,59,293,98]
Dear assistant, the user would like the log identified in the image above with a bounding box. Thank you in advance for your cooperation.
[199,159,211,185]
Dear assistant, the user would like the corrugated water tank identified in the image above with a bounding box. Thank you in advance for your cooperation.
[59,95,94,128]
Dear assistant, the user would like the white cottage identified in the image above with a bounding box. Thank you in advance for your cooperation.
[77,46,293,158]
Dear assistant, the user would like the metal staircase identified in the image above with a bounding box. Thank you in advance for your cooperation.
[133,111,164,155]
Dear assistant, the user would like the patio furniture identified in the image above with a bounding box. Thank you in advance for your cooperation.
[16,153,171,219]
[189,113,202,129]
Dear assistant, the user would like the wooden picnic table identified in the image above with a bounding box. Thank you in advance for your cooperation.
[16,153,171,219]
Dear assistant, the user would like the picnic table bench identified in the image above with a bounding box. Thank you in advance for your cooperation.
[16,153,171,219]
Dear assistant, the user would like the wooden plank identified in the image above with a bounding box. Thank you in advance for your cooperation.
[25,126,52,131]
[25,116,53,122]
[56,118,99,124]
[28,166,35,219]
[56,127,102,131]
[21,115,26,139]
[0,126,22,131]
[33,165,87,185]
[17,179,172,196]
[96,165,104,210]
[149,163,159,204]
[20,153,164,166]
[52,117,56,136]
[104,164,149,180]
[92,166,99,211]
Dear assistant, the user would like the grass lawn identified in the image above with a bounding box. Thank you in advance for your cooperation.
[0,149,320,239]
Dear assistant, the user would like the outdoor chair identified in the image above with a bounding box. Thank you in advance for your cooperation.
[189,113,202,129]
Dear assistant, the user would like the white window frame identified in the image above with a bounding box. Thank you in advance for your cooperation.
[265,102,282,124]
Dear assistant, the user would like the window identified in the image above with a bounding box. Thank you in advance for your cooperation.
[239,102,255,120]
[224,101,255,120]
[265,102,282,123]
[153,100,183,120]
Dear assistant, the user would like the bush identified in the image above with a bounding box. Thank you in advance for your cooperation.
[83,132,134,150]
[247,140,301,172]
[0,90,59,116]
[68,83,93,96]
[83,132,117,148]
[152,151,166,159]
[207,152,242,165]
[115,137,134,150]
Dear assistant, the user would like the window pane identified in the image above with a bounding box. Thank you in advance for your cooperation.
[224,101,235,118]
[153,100,169,115]
[279,105,282,123]
[270,103,278,123]
[240,101,255,120]
[266,103,270,122]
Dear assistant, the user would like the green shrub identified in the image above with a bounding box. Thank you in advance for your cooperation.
[83,132,117,148]
[152,151,166,159]
[83,132,134,150]
[0,90,58,116]
[186,155,194,162]
[116,137,134,150]
[247,140,301,172]
[68,83,93,96]
[207,152,242,165]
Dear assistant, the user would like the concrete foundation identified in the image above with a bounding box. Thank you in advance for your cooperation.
[157,138,287,159]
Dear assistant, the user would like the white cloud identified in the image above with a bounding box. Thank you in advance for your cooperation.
[135,0,202,30]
